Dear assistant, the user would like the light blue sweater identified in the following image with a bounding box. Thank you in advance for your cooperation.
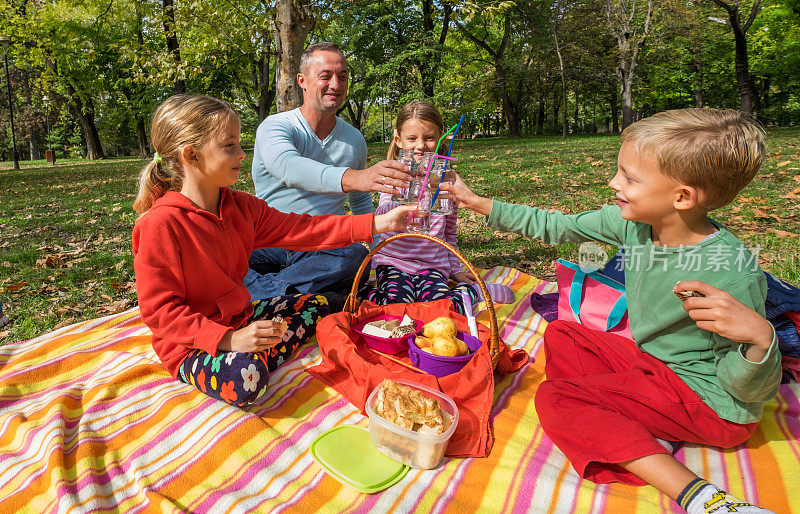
[251,108,374,216]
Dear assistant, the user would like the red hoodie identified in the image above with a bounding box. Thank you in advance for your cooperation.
[133,188,373,378]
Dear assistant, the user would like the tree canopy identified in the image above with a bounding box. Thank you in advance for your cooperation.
[1,0,798,161]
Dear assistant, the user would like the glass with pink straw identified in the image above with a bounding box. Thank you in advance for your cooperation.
[406,153,458,233]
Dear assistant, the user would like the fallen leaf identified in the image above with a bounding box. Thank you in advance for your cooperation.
[752,208,769,218]
[777,160,791,167]
[4,281,28,293]
[768,228,798,237]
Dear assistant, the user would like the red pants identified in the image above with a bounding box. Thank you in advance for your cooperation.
[535,320,757,485]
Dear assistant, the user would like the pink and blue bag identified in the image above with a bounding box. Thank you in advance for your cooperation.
[556,258,633,340]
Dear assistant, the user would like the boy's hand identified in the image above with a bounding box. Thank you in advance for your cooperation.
[439,174,493,216]
[219,320,287,353]
[373,205,417,233]
[675,281,773,360]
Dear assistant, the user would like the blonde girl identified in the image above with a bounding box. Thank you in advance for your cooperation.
[364,101,485,314]
[133,94,412,407]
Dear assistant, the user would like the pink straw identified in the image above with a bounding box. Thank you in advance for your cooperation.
[407,154,459,225]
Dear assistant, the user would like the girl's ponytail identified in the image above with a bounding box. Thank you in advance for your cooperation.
[133,156,182,213]
[132,94,237,214]
[386,136,400,161]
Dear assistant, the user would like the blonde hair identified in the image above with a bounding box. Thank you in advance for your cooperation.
[133,94,239,213]
[620,108,765,211]
[386,101,444,160]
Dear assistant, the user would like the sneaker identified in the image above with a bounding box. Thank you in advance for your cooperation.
[0,314,9,330]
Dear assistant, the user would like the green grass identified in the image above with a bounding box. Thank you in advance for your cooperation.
[2,130,799,342]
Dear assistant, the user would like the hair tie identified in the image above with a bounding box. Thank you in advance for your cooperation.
[153,152,163,164]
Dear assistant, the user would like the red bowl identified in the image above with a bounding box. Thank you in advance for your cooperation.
[353,315,422,354]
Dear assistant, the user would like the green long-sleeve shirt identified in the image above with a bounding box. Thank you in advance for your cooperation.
[489,201,781,424]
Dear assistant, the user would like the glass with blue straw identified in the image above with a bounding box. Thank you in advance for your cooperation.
[430,115,465,214]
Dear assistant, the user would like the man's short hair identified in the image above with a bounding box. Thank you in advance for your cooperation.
[299,42,346,75]
[621,108,765,211]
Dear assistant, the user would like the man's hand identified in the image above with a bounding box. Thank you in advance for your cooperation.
[373,205,417,233]
[341,160,412,194]
[439,174,493,216]
[218,320,287,353]
[675,281,773,361]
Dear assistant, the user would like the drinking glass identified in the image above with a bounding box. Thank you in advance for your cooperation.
[392,149,416,203]
[430,159,455,215]
[407,188,432,233]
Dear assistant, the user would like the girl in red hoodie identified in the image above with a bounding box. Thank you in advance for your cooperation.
[133,95,413,408]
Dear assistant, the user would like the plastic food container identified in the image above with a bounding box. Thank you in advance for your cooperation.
[407,331,482,377]
[353,315,421,354]
[365,380,459,469]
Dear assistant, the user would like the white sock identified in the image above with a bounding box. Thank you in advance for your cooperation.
[655,437,678,453]
[678,478,775,514]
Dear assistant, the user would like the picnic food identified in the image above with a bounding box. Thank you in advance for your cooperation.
[272,315,288,335]
[372,379,450,434]
[362,315,416,339]
[370,379,454,468]
[414,317,468,357]
[674,289,705,301]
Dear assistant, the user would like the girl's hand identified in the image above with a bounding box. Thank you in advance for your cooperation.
[439,174,493,216]
[373,205,417,233]
[218,320,286,353]
[675,281,774,360]
[452,270,476,284]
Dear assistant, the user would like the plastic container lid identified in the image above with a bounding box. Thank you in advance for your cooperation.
[310,425,409,494]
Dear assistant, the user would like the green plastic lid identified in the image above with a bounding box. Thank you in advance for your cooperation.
[310,425,409,494]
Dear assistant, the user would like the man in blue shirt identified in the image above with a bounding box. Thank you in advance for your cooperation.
[246,42,411,309]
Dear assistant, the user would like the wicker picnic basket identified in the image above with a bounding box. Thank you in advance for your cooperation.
[343,233,501,369]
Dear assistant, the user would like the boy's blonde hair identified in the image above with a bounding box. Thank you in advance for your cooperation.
[133,94,239,213]
[620,108,765,211]
[386,100,444,160]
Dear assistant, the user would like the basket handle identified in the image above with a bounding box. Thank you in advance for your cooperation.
[344,233,501,368]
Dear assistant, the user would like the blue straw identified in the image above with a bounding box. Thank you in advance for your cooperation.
[430,115,465,206]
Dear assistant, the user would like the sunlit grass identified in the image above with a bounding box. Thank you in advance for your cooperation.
[2,129,798,341]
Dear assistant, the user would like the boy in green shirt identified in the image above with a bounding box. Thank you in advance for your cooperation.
[441,109,781,513]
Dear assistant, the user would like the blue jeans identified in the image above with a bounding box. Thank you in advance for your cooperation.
[245,243,369,301]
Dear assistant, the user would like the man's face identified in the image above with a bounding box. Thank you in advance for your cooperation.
[297,51,349,114]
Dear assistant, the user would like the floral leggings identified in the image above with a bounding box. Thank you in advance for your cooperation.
[362,265,477,316]
[177,293,328,408]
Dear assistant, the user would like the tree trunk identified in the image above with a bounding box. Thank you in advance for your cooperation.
[620,75,634,129]
[693,43,703,107]
[70,95,106,160]
[162,0,185,94]
[256,51,276,122]
[496,64,520,137]
[554,20,568,139]
[553,88,560,132]
[136,116,149,159]
[574,90,579,133]
[537,96,545,134]
[273,0,315,112]
[710,0,761,115]
[610,87,619,134]
[419,0,452,98]
[731,18,759,113]
[606,0,653,130]
[23,69,40,160]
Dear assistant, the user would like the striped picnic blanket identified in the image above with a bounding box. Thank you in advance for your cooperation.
[1,266,798,513]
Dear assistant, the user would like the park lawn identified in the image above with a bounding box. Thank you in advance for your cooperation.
[1,129,799,342]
